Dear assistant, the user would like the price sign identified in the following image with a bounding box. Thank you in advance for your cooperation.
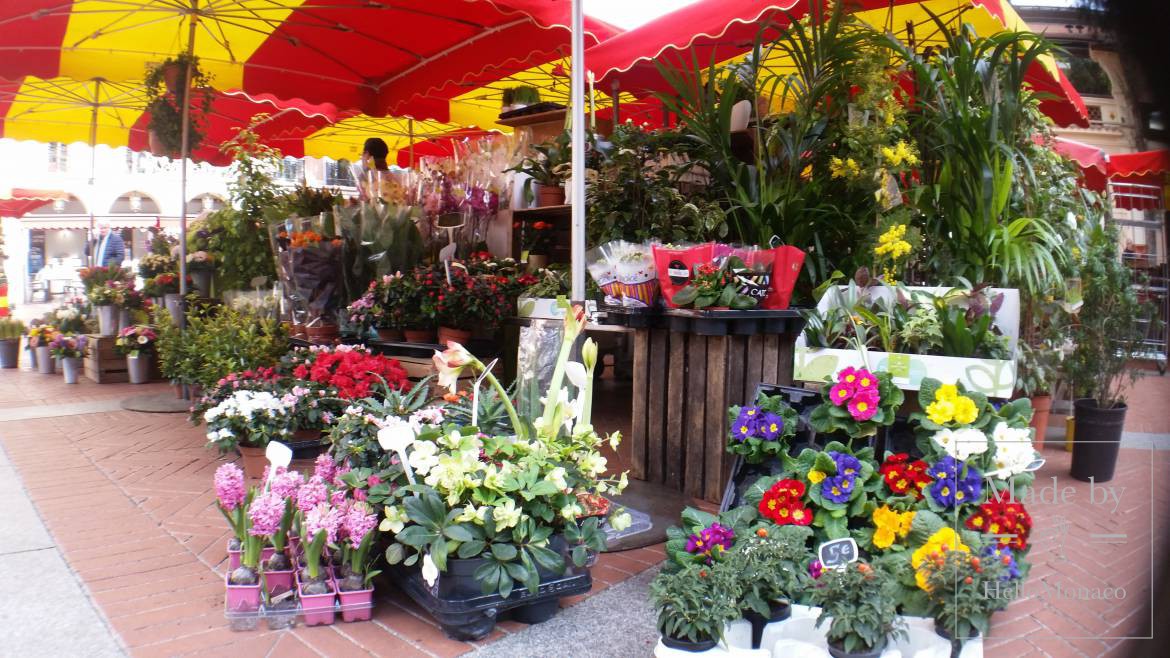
[818,538,858,569]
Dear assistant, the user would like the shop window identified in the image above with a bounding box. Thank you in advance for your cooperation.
[325,158,355,186]
[47,142,68,173]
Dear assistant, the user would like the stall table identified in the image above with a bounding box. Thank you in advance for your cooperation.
[602,308,805,504]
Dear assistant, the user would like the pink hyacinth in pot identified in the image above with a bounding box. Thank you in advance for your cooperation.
[250,490,295,594]
[337,502,380,621]
[297,502,341,626]
[214,463,249,570]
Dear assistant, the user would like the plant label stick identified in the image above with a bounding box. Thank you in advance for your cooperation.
[818,538,859,570]
[264,441,292,490]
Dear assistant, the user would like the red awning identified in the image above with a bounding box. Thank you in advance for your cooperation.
[1052,137,1108,191]
[1108,150,1170,179]
[0,188,67,217]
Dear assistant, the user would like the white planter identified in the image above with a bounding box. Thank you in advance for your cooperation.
[653,606,983,658]
[97,305,118,337]
[127,354,152,384]
[62,357,81,384]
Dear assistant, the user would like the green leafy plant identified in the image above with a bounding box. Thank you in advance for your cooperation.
[1015,340,1061,397]
[724,525,813,617]
[649,563,740,645]
[0,318,26,340]
[810,561,905,655]
[501,86,541,108]
[671,257,759,309]
[726,392,800,464]
[508,130,570,197]
[143,54,214,155]
[918,547,1010,645]
[183,303,288,388]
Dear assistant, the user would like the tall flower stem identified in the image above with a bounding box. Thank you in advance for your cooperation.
[476,360,526,441]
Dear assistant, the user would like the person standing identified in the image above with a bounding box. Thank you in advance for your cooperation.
[90,220,126,268]
[356,137,391,201]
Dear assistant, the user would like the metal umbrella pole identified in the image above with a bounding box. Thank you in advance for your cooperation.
[87,79,100,269]
[177,13,198,327]
[569,0,586,302]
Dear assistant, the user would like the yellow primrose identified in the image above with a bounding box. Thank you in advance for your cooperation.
[808,469,827,484]
[936,384,959,402]
[952,396,979,425]
[911,527,970,590]
[925,399,955,425]
[873,526,897,549]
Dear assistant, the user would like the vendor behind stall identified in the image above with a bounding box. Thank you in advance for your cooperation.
[355,137,391,201]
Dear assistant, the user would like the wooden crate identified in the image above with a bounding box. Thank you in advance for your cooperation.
[629,330,798,503]
[84,334,129,383]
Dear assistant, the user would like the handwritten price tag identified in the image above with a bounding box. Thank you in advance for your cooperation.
[818,538,858,569]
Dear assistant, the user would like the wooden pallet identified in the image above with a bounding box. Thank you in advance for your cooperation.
[84,334,129,383]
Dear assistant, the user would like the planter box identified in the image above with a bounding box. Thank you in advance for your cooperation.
[653,604,983,657]
[83,334,128,383]
[793,286,1020,398]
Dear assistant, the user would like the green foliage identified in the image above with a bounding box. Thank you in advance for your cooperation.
[919,548,1011,642]
[1015,340,1061,397]
[143,54,214,155]
[1064,225,1155,407]
[0,318,25,340]
[810,561,905,654]
[663,506,757,572]
[508,130,571,188]
[501,86,542,107]
[334,203,424,304]
[724,526,813,616]
[181,303,288,388]
[649,563,740,644]
[671,256,759,309]
[586,123,727,245]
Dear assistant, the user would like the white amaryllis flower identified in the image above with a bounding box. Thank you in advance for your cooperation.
[422,553,439,586]
[408,441,440,476]
[432,342,474,393]
[986,422,1035,479]
[565,361,588,390]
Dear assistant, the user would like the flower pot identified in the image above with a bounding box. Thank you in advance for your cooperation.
[161,62,183,94]
[191,270,213,297]
[147,129,177,158]
[173,381,184,399]
[227,541,242,571]
[297,573,337,626]
[744,601,791,649]
[291,323,305,338]
[225,573,262,631]
[660,633,718,652]
[262,556,294,597]
[403,328,436,344]
[536,184,565,207]
[1071,398,1127,482]
[27,345,38,370]
[338,586,374,622]
[97,304,118,336]
[117,308,131,332]
[376,328,404,342]
[152,296,164,310]
[61,357,81,384]
[36,346,54,374]
[238,445,267,480]
[827,637,887,658]
[164,294,183,325]
[437,326,472,346]
[305,324,339,342]
[1029,394,1052,450]
[526,254,549,272]
[126,354,152,384]
[0,339,19,368]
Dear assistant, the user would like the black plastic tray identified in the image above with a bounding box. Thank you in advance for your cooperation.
[599,305,806,336]
[394,565,592,640]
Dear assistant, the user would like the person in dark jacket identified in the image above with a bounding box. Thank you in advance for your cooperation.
[90,221,126,268]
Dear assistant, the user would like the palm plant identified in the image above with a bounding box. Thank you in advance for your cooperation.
[887,12,1068,294]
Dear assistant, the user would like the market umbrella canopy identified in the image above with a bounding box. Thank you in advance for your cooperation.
[0,75,340,165]
[0,187,68,217]
[586,0,1089,127]
[0,0,620,119]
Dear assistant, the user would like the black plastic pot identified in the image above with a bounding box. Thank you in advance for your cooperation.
[0,340,19,369]
[744,601,791,648]
[1071,398,1127,483]
[660,633,718,652]
[827,637,887,658]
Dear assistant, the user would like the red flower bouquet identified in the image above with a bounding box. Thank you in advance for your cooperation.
[289,345,407,399]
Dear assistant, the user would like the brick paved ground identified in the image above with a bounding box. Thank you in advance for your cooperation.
[0,370,662,657]
[2,367,1167,657]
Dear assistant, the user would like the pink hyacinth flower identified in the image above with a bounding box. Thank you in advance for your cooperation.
[248,491,285,537]
[313,454,336,482]
[847,387,881,421]
[304,503,343,544]
[344,505,379,549]
[214,463,246,511]
[270,469,304,500]
[296,476,329,513]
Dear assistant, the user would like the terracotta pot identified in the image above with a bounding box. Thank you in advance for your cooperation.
[238,445,267,480]
[437,326,472,346]
[536,184,565,207]
[1029,394,1052,450]
[306,324,339,342]
[291,323,305,338]
[403,328,436,344]
[376,328,404,342]
[526,254,549,272]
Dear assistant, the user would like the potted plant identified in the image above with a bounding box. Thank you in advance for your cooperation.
[1064,226,1153,482]
[187,251,215,296]
[137,252,175,280]
[1014,341,1060,450]
[810,561,904,658]
[401,267,438,343]
[0,318,24,368]
[517,218,555,271]
[725,525,813,649]
[508,131,570,207]
[432,268,510,345]
[49,334,87,384]
[213,464,262,628]
[649,562,740,652]
[215,463,249,570]
[671,257,762,310]
[296,498,340,626]
[144,54,214,157]
[115,325,157,384]
[248,483,297,598]
[345,284,385,340]
[917,543,1011,655]
[336,501,380,621]
[500,85,541,113]
[28,324,57,374]
[204,389,295,479]
[88,285,120,336]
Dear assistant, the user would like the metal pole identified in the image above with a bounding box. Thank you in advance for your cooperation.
[611,79,620,126]
[569,0,586,301]
[178,8,197,324]
[409,117,415,168]
[87,79,100,268]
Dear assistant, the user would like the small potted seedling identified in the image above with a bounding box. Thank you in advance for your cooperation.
[919,546,1012,656]
[650,562,740,652]
[810,561,905,658]
[336,502,380,622]
[726,525,813,649]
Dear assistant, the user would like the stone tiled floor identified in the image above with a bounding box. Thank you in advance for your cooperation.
[0,370,662,657]
[2,366,1168,657]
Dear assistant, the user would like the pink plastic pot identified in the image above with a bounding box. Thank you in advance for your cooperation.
[263,569,295,597]
[296,573,336,626]
[227,543,242,571]
[261,546,275,563]
[224,574,262,614]
[338,586,374,622]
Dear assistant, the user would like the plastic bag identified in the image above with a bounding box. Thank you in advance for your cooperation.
[615,242,659,308]
[762,245,806,310]
[586,242,623,306]
[722,245,775,306]
[653,243,714,308]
